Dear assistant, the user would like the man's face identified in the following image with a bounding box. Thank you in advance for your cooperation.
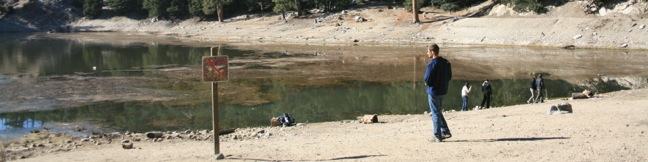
[427,49,436,58]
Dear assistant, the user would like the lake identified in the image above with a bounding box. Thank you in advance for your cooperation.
[1,33,647,140]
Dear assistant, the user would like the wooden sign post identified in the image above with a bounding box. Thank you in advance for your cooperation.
[202,46,229,160]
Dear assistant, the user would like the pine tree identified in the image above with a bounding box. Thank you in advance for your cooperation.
[272,0,294,22]
[189,0,203,17]
[83,0,103,18]
[167,0,188,19]
[202,0,231,22]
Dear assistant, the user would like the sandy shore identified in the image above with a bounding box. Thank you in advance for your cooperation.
[7,87,648,161]
[64,2,648,49]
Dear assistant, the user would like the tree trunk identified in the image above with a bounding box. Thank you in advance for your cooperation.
[295,0,303,17]
[216,4,224,22]
[412,0,420,23]
[281,11,287,22]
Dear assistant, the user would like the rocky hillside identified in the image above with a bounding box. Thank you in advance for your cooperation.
[0,0,81,32]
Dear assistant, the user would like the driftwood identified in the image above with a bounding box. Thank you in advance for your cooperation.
[358,114,378,124]
[422,0,497,23]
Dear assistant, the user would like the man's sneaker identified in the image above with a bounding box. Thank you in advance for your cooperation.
[442,133,452,139]
[428,137,443,143]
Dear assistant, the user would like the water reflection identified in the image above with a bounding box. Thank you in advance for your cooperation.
[0,116,43,140]
[0,78,582,137]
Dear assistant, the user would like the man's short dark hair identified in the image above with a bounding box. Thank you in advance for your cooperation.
[428,44,440,54]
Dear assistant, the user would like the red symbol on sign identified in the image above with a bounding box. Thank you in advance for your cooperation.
[202,56,229,82]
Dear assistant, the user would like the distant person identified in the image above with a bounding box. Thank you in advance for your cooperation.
[423,43,453,142]
[534,74,545,103]
[480,80,492,109]
[461,82,472,111]
[527,75,538,104]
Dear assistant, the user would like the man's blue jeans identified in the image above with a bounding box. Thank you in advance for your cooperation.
[428,94,450,139]
[461,96,468,111]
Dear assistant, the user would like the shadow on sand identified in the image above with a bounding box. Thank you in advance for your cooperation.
[446,136,570,143]
[227,154,386,161]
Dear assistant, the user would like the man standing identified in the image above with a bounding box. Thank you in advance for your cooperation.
[423,44,452,142]
[461,82,472,111]
[527,75,537,104]
[480,80,492,109]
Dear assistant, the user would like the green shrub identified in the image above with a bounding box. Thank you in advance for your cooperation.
[188,0,203,17]
[500,0,544,13]
[315,0,353,12]
[403,0,425,11]
[166,0,188,19]
[430,0,486,11]
[106,0,141,15]
[143,0,169,18]
[83,0,103,18]
[441,3,461,11]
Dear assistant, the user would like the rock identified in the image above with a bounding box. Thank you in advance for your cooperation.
[121,140,134,149]
[270,117,281,127]
[145,131,163,139]
[619,43,629,48]
[353,39,360,43]
[358,114,378,124]
[199,130,208,135]
[105,132,122,139]
[640,25,646,29]
[133,138,141,142]
[598,7,607,16]
[354,16,366,22]
[572,89,594,99]
[573,34,582,39]
[80,138,91,142]
[74,126,85,132]
[562,45,576,50]
[548,103,573,115]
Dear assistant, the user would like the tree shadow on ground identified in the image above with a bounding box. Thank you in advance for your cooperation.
[446,136,569,143]
[227,154,386,161]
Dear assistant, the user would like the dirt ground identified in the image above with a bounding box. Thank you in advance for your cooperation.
[8,87,647,161]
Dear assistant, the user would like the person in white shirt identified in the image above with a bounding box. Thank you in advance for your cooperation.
[461,82,472,111]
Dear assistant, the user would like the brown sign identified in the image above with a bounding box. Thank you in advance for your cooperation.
[202,56,229,82]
